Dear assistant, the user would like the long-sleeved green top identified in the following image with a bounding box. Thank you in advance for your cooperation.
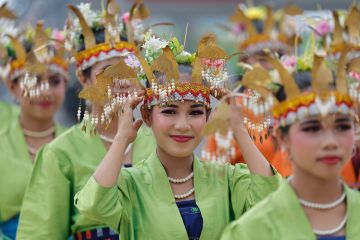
[75,150,281,240]
[17,124,156,239]
[0,101,19,134]
[0,116,65,222]
[221,181,360,240]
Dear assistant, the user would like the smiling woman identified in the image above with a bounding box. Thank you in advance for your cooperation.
[73,32,280,240]
[0,23,68,239]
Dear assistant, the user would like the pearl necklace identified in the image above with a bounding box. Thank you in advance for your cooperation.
[174,188,195,199]
[99,134,114,144]
[313,214,348,236]
[168,172,194,184]
[299,192,346,210]
[22,126,55,138]
[287,176,347,236]
[288,176,346,209]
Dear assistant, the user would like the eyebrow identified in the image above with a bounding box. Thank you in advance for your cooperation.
[335,118,352,123]
[164,103,205,109]
[299,119,320,126]
[190,104,205,108]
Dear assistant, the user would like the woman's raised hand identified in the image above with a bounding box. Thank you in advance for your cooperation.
[114,90,144,146]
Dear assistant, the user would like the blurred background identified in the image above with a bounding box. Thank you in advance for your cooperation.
[0,0,355,155]
[0,0,356,127]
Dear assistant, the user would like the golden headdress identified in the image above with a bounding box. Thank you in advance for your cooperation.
[229,4,303,55]
[5,22,69,98]
[140,33,231,108]
[65,0,150,71]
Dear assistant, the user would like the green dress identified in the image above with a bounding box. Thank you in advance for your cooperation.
[0,101,19,134]
[0,116,65,223]
[75,150,281,240]
[221,181,360,240]
[17,124,156,239]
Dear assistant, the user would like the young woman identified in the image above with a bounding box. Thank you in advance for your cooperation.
[74,34,280,240]
[202,4,302,176]
[221,49,360,239]
[17,2,156,239]
[0,24,69,239]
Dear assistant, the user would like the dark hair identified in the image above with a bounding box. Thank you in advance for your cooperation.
[146,63,192,88]
[77,26,128,52]
[276,71,336,135]
[78,26,128,79]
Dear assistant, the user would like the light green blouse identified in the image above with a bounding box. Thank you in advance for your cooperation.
[0,101,19,134]
[221,181,360,240]
[17,124,156,239]
[75,150,281,240]
[0,116,65,222]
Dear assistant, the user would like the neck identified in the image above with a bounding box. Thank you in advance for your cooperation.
[19,112,54,132]
[157,145,193,178]
[291,167,343,203]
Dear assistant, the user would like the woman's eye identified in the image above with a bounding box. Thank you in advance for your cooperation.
[49,77,62,87]
[160,109,176,115]
[190,110,204,116]
[336,124,352,131]
[302,125,321,132]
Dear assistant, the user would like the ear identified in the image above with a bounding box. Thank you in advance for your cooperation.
[5,78,20,98]
[76,69,90,88]
[273,126,290,152]
[140,105,152,127]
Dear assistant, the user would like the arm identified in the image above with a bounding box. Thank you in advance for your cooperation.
[229,97,274,177]
[75,96,143,233]
[94,96,143,187]
[17,146,71,239]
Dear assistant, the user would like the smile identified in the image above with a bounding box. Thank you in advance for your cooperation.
[170,135,194,143]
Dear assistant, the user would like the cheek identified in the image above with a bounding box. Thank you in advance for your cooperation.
[52,83,66,103]
[288,131,320,156]
[190,116,207,136]
[338,130,355,152]
[151,114,172,132]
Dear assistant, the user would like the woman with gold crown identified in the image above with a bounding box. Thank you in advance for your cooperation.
[202,3,302,177]
[73,30,281,239]
[17,1,156,239]
[0,22,69,239]
[0,3,19,134]
[220,11,360,239]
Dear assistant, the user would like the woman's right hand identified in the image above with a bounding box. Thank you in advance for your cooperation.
[114,91,144,146]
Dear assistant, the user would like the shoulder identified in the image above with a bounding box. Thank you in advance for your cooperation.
[223,191,277,239]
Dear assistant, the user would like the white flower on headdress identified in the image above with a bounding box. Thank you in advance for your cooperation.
[78,3,98,25]
[72,3,100,33]
[0,19,20,45]
[142,34,168,63]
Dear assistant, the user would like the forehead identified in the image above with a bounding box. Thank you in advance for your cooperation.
[298,113,353,124]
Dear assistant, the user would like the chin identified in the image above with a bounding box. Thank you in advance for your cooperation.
[162,145,196,158]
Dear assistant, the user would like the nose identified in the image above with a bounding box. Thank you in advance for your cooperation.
[173,112,191,132]
[321,129,339,151]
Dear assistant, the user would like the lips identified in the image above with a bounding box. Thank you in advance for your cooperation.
[170,135,194,143]
[36,100,54,109]
[318,156,341,165]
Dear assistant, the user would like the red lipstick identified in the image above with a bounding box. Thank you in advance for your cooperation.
[37,100,54,109]
[170,135,194,143]
[318,156,341,165]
